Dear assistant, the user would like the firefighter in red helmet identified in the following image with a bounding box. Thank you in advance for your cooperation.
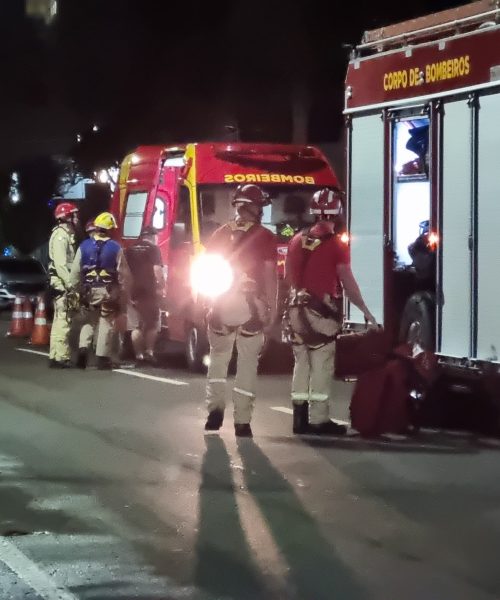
[48,201,80,368]
[200,184,278,437]
[284,187,377,435]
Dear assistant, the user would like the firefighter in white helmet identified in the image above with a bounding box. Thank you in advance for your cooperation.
[284,188,377,435]
[199,184,278,437]
[48,201,80,368]
[69,212,131,370]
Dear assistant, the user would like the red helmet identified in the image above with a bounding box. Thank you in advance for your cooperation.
[231,184,270,207]
[310,188,343,217]
[54,202,79,221]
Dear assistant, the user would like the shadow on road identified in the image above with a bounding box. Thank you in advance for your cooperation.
[194,436,265,600]
[318,452,500,597]
[237,439,367,600]
[0,481,95,537]
[265,430,498,455]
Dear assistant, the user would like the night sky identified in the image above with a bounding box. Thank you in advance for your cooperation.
[0,0,467,164]
[0,0,465,250]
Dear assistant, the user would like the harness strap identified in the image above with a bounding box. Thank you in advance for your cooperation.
[296,305,336,349]
[283,226,342,348]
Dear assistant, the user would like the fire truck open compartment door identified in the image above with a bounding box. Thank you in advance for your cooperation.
[440,99,473,358]
[477,93,500,363]
[348,114,384,324]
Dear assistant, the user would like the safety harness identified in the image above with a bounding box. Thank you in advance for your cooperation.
[79,237,121,314]
[80,237,119,288]
[209,220,265,337]
[283,226,343,348]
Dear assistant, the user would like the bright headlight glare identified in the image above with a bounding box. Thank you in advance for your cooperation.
[190,253,233,298]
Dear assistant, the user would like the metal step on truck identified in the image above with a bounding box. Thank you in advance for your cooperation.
[343,0,500,430]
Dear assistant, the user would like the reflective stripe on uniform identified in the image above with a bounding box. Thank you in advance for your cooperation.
[209,378,227,384]
[310,393,329,401]
[233,387,255,398]
[291,392,309,401]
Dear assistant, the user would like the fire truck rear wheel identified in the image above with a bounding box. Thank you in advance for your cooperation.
[399,292,435,351]
[186,325,209,372]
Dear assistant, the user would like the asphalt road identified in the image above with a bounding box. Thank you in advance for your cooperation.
[0,320,500,599]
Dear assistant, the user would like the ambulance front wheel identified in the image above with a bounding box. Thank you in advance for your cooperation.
[186,325,209,372]
[399,292,435,351]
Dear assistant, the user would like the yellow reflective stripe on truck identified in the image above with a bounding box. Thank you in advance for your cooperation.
[185,143,202,254]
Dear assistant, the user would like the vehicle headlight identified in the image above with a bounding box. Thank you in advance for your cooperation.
[190,253,233,298]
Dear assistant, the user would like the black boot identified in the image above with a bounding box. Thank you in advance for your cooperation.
[96,356,113,371]
[49,359,72,369]
[308,420,347,436]
[204,409,224,432]
[234,423,253,438]
[76,348,88,370]
[293,402,309,434]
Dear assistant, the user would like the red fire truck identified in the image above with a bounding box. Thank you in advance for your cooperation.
[344,0,500,409]
[110,143,339,370]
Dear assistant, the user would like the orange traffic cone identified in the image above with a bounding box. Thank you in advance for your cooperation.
[30,296,50,346]
[22,297,34,338]
[6,295,25,338]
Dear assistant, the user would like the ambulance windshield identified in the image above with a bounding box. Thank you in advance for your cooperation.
[197,185,317,241]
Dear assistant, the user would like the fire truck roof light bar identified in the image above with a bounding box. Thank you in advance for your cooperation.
[215,147,317,159]
[358,8,500,50]
[344,79,500,114]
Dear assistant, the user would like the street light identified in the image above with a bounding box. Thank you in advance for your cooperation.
[9,172,21,205]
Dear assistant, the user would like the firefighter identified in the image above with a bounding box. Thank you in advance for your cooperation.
[203,184,278,437]
[69,212,130,370]
[284,188,377,435]
[48,201,80,368]
[85,218,97,238]
[125,225,165,364]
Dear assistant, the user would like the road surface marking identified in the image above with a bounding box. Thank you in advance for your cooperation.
[270,406,350,426]
[271,406,293,415]
[114,369,188,386]
[15,350,188,385]
[0,537,78,600]
[16,348,49,357]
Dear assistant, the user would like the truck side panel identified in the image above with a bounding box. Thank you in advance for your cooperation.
[348,114,385,325]
[477,93,500,363]
[440,99,473,357]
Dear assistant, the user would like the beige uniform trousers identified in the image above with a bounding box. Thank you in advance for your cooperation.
[206,328,265,425]
[49,294,71,361]
[48,224,76,362]
[289,306,340,425]
[79,288,116,358]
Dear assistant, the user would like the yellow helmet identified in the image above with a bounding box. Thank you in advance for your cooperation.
[94,212,117,230]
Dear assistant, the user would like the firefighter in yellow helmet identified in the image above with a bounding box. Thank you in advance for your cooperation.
[69,212,131,369]
[48,201,80,368]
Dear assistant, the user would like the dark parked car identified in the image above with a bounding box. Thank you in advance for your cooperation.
[0,258,47,310]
